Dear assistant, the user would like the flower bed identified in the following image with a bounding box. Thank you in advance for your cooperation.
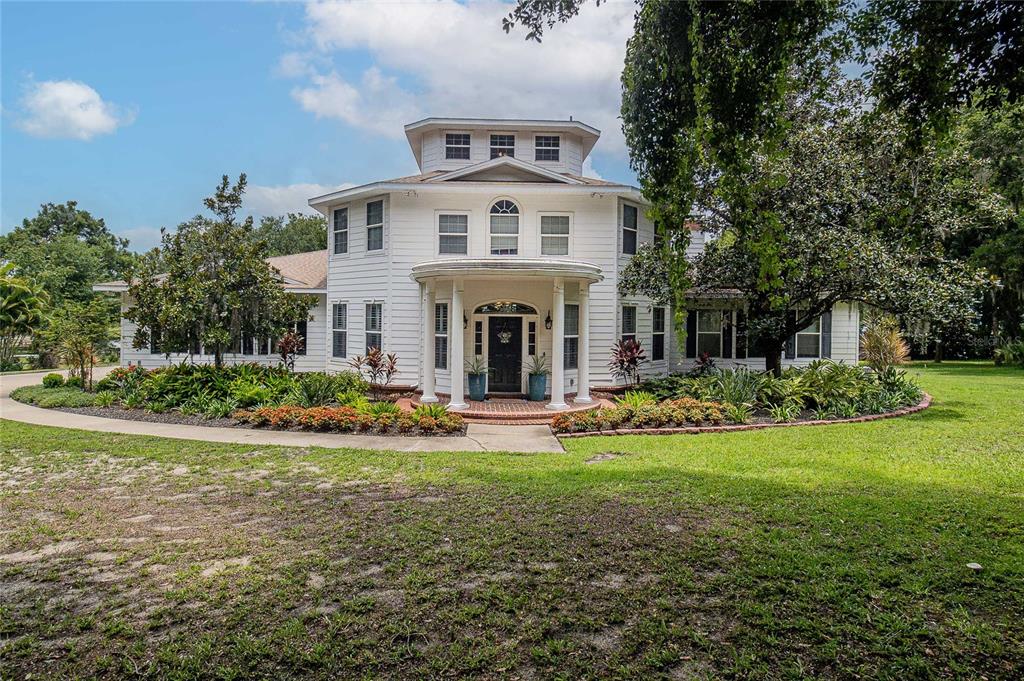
[233,404,464,435]
[552,361,927,435]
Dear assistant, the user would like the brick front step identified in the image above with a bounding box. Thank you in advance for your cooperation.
[406,395,606,425]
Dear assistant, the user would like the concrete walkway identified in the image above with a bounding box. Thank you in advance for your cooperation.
[0,369,564,453]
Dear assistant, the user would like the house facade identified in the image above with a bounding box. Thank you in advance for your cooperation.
[100,116,860,410]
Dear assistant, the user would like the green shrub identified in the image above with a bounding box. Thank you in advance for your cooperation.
[336,390,370,410]
[994,339,1024,367]
[95,392,116,408]
[11,385,98,408]
[412,403,449,420]
[616,390,657,408]
[723,402,754,424]
[235,403,462,434]
[64,376,84,389]
[364,401,402,416]
[228,378,274,408]
[42,373,65,388]
[287,373,339,407]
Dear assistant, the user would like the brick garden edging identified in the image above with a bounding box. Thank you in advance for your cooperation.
[555,393,932,439]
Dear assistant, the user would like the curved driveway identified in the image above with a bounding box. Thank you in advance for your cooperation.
[1,368,563,453]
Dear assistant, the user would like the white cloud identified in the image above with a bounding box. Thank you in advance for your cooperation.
[17,79,134,140]
[245,182,354,216]
[582,157,605,180]
[119,226,164,253]
[285,0,633,154]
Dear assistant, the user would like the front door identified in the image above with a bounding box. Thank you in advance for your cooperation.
[487,316,522,393]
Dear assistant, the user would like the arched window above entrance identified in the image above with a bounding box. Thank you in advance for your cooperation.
[474,302,537,315]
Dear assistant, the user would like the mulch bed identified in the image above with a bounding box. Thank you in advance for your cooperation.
[52,405,467,437]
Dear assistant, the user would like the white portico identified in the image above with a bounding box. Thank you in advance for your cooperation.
[411,259,602,410]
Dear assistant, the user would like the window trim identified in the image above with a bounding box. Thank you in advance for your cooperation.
[796,315,822,359]
[621,305,637,344]
[564,303,579,370]
[534,134,561,162]
[332,207,349,256]
[434,302,449,370]
[538,211,573,257]
[444,131,471,160]
[365,199,385,253]
[488,198,521,256]
[652,306,666,362]
[489,133,515,159]
[622,203,639,255]
[365,302,383,353]
[436,210,470,256]
[331,303,348,359]
[697,310,724,358]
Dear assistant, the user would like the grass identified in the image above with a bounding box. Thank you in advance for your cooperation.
[1,362,1022,678]
[9,385,98,408]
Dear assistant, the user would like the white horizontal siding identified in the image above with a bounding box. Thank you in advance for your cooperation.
[419,129,585,175]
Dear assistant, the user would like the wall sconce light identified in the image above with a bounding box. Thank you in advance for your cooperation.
[544,311,552,330]
[463,313,469,329]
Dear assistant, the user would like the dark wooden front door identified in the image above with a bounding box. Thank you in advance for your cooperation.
[487,316,522,393]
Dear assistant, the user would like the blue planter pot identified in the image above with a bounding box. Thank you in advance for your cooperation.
[468,373,487,401]
[528,374,547,402]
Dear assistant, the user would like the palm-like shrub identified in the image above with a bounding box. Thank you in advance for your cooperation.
[0,264,48,371]
[860,314,910,371]
[616,390,657,408]
[608,339,647,386]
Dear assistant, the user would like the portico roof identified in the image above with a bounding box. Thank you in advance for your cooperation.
[410,258,603,283]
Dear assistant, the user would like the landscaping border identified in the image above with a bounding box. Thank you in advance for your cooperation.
[555,393,932,438]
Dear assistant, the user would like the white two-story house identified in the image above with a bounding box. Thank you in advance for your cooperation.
[100,116,860,410]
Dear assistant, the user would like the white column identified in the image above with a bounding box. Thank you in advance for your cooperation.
[421,282,438,403]
[448,278,467,410]
[576,282,592,403]
[547,278,568,410]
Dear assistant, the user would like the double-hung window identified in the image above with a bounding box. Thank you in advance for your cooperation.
[796,315,821,358]
[293,319,308,356]
[474,320,483,356]
[332,304,347,358]
[438,214,468,255]
[697,310,723,357]
[527,321,537,356]
[365,303,382,352]
[332,208,348,255]
[366,200,384,252]
[445,133,470,160]
[535,135,560,162]
[490,134,515,158]
[564,304,579,370]
[434,303,449,370]
[621,305,637,343]
[622,204,638,255]
[540,214,570,256]
[489,200,519,255]
[652,307,666,361]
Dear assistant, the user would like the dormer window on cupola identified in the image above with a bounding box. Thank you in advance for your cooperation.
[490,134,515,158]
[445,133,471,160]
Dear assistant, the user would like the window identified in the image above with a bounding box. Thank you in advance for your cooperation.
[621,305,637,343]
[434,303,449,370]
[697,310,723,357]
[474,320,483,356]
[652,307,666,361]
[490,134,515,158]
[564,304,579,370]
[540,214,570,256]
[332,208,348,255]
[438,214,468,255]
[365,303,382,352]
[366,200,384,251]
[445,133,470,160]
[489,200,519,255]
[535,135,560,162]
[622,204,638,255]
[796,315,821,358]
[332,304,347,358]
[528,321,536,356]
[292,320,308,356]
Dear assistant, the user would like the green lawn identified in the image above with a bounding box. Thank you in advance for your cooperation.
[1,362,1022,679]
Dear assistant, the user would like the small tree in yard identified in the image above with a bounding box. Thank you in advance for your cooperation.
[41,299,111,390]
[277,330,305,372]
[125,175,311,368]
[0,264,48,371]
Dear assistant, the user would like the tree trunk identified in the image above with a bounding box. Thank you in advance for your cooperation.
[215,345,223,369]
[765,345,783,377]
[933,339,943,363]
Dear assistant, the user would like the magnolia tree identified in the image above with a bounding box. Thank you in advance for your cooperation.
[125,175,312,368]
[620,77,1001,374]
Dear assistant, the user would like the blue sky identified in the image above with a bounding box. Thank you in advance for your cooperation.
[1,1,637,251]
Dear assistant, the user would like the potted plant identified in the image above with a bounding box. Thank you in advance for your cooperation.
[523,354,549,402]
[465,355,488,401]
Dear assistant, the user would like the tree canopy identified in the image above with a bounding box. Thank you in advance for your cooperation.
[253,213,328,256]
[125,175,312,368]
